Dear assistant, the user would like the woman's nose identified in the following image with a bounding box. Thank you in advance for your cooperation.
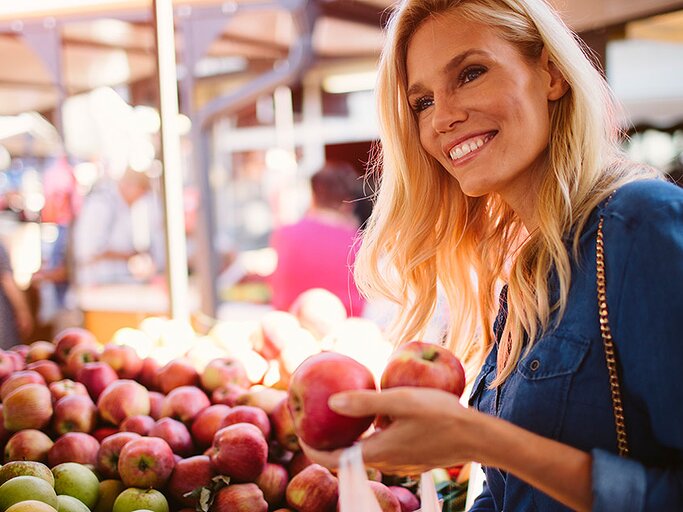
[432,96,467,133]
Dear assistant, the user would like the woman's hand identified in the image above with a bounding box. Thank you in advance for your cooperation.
[300,387,483,476]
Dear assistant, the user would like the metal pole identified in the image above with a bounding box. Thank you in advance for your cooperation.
[152,0,190,322]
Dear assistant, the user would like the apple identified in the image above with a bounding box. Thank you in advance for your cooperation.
[5,350,25,372]
[285,463,338,512]
[0,476,59,511]
[48,432,100,466]
[289,288,347,340]
[100,344,143,379]
[97,380,150,426]
[112,488,169,512]
[388,486,420,512]
[255,462,289,508]
[0,405,8,445]
[25,340,57,363]
[201,357,250,392]
[219,405,271,439]
[160,385,210,424]
[237,386,288,415]
[380,341,465,395]
[56,495,91,512]
[117,437,176,489]
[148,391,164,420]
[76,362,119,400]
[5,500,58,512]
[211,383,247,406]
[93,479,126,512]
[212,483,268,512]
[255,310,300,360]
[92,427,120,442]
[3,383,53,431]
[190,404,231,449]
[26,360,63,383]
[368,481,401,512]
[120,415,155,435]
[167,455,215,507]
[156,359,199,394]
[1,370,47,400]
[0,461,54,487]
[288,451,313,478]
[137,357,161,391]
[52,462,100,509]
[52,394,97,434]
[53,327,98,364]
[0,350,16,381]
[4,429,54,463]
[277,328,321,376]
[97,431,142,479]
[209,423,268,482]
[49,379,89,402]
[148,417,194,457]
[271,397,300,451]
[288,352,376,450]
[8,344,30,358]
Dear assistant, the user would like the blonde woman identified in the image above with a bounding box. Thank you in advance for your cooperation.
[302,0,683,510]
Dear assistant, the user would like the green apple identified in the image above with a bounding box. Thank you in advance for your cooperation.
[57,495,90,512]
[93,480,126,512]
[52,463,99,509]
[112,488,169,512]
[0,475,59,510]
[5,501,59,512]
[0,461,55,486]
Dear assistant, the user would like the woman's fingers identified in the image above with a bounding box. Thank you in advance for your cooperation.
[329,387,456,418]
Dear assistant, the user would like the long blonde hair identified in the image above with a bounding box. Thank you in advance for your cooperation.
[355,0,658,385]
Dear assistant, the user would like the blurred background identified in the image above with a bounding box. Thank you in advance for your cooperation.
[1,0,682,343]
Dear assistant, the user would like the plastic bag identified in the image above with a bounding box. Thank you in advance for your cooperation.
[337,444,441,512]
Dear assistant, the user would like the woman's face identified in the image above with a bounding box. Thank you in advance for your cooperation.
[406,10,566,211]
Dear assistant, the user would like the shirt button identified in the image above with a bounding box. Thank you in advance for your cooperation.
[530,359,541,371]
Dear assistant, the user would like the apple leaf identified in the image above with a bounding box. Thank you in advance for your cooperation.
[185,475,232,512]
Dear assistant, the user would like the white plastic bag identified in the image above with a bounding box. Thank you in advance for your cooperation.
[337,444,441,512]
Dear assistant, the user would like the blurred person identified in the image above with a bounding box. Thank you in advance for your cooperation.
[72,168,163,287]
[268,161,365,316]
[0,240,33,348]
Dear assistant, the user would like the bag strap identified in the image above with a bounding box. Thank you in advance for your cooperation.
[596,195,630,457]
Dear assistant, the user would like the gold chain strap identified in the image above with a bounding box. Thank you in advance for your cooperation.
[596,210,630,457]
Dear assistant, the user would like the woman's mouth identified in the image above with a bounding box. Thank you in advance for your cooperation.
[448,132,497,161]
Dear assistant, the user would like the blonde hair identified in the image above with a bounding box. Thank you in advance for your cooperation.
[355,0,658,385]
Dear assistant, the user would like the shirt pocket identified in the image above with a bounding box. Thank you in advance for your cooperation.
[468,362,497,412]
[506,331,591,439]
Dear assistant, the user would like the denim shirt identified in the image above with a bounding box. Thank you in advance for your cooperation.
[468,180,683,512]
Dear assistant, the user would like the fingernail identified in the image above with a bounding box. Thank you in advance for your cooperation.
[329,394,348,410]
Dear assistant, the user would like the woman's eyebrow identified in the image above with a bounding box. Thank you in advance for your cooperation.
[406,48,489,97]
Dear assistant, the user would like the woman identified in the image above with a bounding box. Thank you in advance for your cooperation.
[302,0,683,510]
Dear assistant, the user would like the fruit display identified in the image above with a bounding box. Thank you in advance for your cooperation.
[0,289,468,511]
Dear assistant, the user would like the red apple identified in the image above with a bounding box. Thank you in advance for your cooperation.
[0,405,9,446]
[138,357,161,391]
[120,414,155,435]
[388,486,420,512]
[0,350,16,381]
[256,311,300,360]
[1,370,47,400]
[149,417,194,457]
[100,343,143,379]
[160,385,210,424]
[219,405,271,439]
[167,455,215,507]
[48,379,89,402]
[211,483,268,512]
[190,404,231,450]
[285,463,338,512]
[52,394,97,434]
[369,481,401,512]
[157,358,199,394]
[8,343,30,358]
[288,451,313,478]
[92,427,120,443]
[76,361,119,400]
[117,436,176,489]
[96,431,141,479]
[3,383,53,431]
[211,383,247,406]
[237,386,288,415]
[4,429,53,463]
[148,391,164,419]
[255,462,289,508]
[25,341,57,363]
[289,288,347,340]
[26,360,63,384]
[53,327,98,364]
[48,432,100,466]
[65,345,100,379]
[288,352,376,450]
[5,350,25,372]
[271,397,300,451]
[201,357,250,392]
[209,423,268,482]
[97,379,150,426]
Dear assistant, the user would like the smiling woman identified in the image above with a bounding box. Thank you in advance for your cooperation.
[299,1,683,512]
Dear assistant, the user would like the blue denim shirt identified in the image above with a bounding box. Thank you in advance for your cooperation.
[468,180,683,511]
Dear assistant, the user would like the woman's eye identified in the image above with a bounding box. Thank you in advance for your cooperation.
[411,96,434,113]
[460,66,486,84]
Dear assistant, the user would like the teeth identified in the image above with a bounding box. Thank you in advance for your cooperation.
[449,134,491,160]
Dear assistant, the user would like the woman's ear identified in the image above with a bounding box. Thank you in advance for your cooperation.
[541,47,569,101]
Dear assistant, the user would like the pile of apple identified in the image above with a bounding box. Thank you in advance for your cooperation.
[0,288,459,512]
